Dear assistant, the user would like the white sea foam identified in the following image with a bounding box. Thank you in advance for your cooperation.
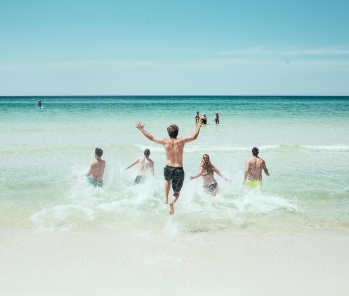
[30,204,94,232]
[134,144,281,153]
[134,143,349,153]
[162,218,185,236]
[300,145,349,151]
[30,168,301,232]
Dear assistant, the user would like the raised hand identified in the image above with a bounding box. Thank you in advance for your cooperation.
[136,122,145,130]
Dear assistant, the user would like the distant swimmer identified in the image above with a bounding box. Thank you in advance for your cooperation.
[195,111,200,124]
[38,99,42,108]
[136,121,202,215]
[74,148,106,187]
[125,149,154,184]
[215,112,219,124]
[200,113,207,124]
[190,154,231,196]
[243,147,270,188]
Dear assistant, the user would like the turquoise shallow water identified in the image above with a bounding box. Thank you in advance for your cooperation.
[1,96,349,232]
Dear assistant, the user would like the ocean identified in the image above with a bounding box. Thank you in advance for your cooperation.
[1,96,349,295]
[1,96,348,232]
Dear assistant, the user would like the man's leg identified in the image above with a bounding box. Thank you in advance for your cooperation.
[169,169,184,215]
[164,180,171,204]
[169,192,180,215]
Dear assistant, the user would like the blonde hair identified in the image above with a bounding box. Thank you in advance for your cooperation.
[201,154,214,174]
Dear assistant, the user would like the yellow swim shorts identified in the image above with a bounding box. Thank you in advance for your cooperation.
[246,180,262,188]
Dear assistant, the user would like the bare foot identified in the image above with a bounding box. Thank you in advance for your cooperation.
[169,202,174,215]
[164,197,168,204]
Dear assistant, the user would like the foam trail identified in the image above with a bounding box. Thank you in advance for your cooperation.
[162,217,183,236]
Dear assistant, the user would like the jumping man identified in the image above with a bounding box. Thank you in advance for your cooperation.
[136,122,202,215]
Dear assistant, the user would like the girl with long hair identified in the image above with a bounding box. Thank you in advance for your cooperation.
[190,154,230,196]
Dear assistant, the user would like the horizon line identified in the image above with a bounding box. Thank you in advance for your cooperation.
[1,95,348,98]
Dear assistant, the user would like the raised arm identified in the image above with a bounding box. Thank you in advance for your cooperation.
[125,158,139,171]
[213,166,231,182]
[136,122,166,145]
[190,166,204,180]
[182,122,202,144]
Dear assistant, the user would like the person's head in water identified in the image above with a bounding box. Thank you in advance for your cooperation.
[167,124,179,138]
[95,147,103,158]
[144,149,150,157]
[252,147,259,157]
[196,111,199,115]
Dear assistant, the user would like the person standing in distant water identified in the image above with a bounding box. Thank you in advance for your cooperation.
[195,111,200,124]
[190,154,231,196]
[74,148,106,187]
[136,121,202,215]
[38,99,42,108]
[200,113,207,124]
[243,147,270,188]
[215,112,219,124]
[125,149,154,184]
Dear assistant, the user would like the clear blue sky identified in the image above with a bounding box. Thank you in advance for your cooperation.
[1,0,348,95]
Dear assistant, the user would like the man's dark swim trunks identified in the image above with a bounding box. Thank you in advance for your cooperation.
[134,175,146,185]
[163,166,185,192]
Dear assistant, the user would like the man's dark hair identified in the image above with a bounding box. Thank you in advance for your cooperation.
[95,147,103,157]
[252,147,259,156]
[144,149,150,156]
[167,124,179,138]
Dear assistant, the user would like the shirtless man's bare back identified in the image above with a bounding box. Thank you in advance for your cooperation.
[243,147,269,188]
[125,149,154,184]
[136,122,202,215]
[74,148,106,187]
